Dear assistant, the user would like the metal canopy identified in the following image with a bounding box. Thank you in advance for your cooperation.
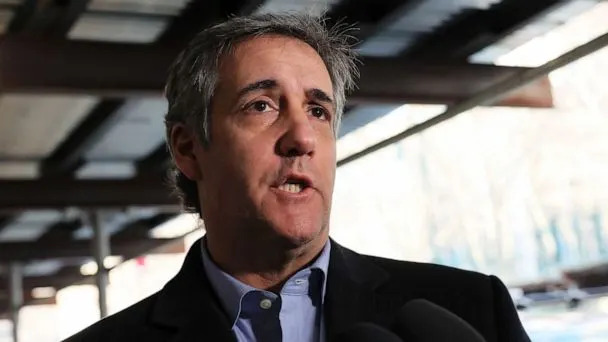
[0,178,178,210]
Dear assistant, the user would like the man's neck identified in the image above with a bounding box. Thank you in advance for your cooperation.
[205,230,328,293]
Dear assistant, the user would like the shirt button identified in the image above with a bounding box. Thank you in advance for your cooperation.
[259,298,272,310]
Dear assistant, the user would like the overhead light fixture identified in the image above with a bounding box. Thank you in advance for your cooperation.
[79,256,124,276]
[80,261,97,276]
[31,287,56,299]
[103,256,123,269]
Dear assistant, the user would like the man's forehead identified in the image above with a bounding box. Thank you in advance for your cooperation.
[219,35,332,90]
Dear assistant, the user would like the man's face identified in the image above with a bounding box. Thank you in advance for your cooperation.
[196,35,337,246]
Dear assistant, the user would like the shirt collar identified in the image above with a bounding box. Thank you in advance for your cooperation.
[200,238,331,326]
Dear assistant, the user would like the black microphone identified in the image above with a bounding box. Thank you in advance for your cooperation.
[333,322,403,342]
[392,299,486,342]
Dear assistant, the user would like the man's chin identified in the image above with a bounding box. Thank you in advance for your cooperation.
[270,220,327,249]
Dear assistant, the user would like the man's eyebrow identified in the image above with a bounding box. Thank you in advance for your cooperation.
[307,88,333,104]
[237,79,278,97]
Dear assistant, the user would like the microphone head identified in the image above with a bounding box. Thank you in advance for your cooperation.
[333,322,403,342]
[393,299,486,342]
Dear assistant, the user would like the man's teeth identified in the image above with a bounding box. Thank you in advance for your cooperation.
[278,183,303,193]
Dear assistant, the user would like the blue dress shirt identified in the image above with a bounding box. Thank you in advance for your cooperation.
[201,239,331,342]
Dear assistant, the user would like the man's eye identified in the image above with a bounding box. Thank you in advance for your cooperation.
[250,101,272,112]
[310,106,328,120]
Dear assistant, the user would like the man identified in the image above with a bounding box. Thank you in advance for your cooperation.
[66,13,530,342]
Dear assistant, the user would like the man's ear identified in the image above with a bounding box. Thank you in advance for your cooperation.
[169,123,203,181]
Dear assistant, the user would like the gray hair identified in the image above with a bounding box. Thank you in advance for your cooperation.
[164,12,359,215]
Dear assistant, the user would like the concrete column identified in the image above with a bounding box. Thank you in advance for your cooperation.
[8,262,23,342]
[90,211,110,318]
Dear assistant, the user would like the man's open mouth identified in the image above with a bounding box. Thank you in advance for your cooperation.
[276,177,311,194]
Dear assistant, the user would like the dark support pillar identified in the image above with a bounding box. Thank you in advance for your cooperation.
[90,211,110,318]
[9,263,23,342]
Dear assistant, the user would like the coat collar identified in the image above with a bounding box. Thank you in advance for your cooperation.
[150,238,236,342]
[324,238,398,339]
[148,237,397,341]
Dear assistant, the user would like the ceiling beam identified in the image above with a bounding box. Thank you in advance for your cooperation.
[402,0,562,60]
[0,37,553,107]
[111,213,178,240]
[326,0,426,44]
[34,219,82,244]
[354,59,553,107]
[6,0,36,33]
[0,178,179,210]
[0,37,171,96]
[137,143,171,177]
[158,0,266,44]
[0,236,184,262]
[40,99,125,177]
[8,0,91,37]
[0,215,14,234]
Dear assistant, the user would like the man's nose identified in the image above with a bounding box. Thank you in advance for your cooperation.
[277,110,316,157]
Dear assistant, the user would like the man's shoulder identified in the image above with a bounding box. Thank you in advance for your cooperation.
[347,248,500,309]
[350,250,529,342]
[367,253,489,283]
[62,293,170,342]
[345,246,493,291]
[351,251,508,336]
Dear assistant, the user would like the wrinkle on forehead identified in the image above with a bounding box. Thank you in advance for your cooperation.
[219,35,333,98]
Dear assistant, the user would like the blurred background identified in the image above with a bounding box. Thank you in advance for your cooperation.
[0,0,607,341]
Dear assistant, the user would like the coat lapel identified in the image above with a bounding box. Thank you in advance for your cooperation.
[149,238,237,342]
[324,240,400,339]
